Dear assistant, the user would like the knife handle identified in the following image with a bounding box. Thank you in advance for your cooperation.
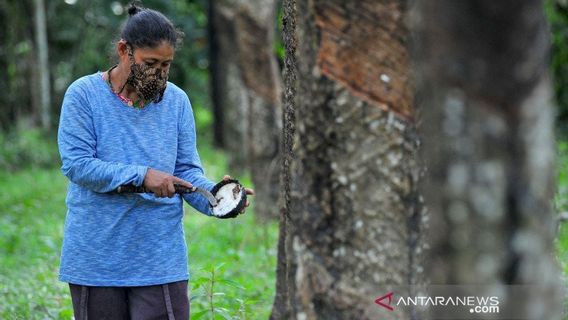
[115,184,196,194]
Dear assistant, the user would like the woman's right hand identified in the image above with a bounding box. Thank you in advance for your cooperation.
[143,168,193,198]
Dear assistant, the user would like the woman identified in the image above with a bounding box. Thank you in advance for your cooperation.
[57,4,253,319]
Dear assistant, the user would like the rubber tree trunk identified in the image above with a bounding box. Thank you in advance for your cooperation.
[272,0,424,319]
[209,0,282,220]
[412,0,564,318]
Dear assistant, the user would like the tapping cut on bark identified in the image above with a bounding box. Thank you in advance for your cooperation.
[314,1,413,120]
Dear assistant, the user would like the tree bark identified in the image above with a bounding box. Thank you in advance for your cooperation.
[209,0,282,220]
[272,1,424,319]
[413,0,564,318]
[270,0,297,318]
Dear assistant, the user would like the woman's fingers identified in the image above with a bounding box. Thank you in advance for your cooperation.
[242,190,253,214]
[145,169,194,197]
[173,177,193,189]
[167,183,176,198]
[162,186,169,198]
[223,175,231,181]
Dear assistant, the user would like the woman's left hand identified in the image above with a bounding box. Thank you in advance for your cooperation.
[223,175,254,215]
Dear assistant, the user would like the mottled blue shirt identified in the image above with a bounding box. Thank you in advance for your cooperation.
[57,72,216,286]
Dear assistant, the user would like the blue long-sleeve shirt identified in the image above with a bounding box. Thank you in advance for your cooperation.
[57,72,216,286]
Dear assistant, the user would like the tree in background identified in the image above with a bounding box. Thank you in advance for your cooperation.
[413,0,564,318]
[0,0,37,129]
[272,0,424,318]
[33,0,51,130]
[209,0,282,220]
[546,0,568,128]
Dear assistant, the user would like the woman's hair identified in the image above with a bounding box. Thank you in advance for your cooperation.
[120,2,184,50]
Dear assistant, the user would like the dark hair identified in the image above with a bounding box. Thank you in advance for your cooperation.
[120,2,184,50]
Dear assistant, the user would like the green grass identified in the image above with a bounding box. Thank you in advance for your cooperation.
[0,169,71,319]
[0,142,278,319]
[556,141,568,319]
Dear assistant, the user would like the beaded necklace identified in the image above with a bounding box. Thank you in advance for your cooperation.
[106,65,146,109]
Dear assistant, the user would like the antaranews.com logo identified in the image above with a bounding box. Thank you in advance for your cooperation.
[375,291,500,315]
[375,292,500,316]
[372,285,563,319]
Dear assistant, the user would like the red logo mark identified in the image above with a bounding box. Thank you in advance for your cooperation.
[375,292,394,311]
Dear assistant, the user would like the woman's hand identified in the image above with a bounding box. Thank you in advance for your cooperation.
[223,175,254,214]
[144,168,193,198]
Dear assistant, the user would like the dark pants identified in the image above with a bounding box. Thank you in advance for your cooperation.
[69,280,189,320]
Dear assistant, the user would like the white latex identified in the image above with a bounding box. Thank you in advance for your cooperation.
[212,183,242,217]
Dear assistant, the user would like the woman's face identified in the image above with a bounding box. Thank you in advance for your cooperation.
[117,40,175,102]
[118,40,175,74]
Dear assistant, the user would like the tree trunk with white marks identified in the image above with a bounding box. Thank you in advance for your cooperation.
[209,0,282,220]
[413,0,564,318]
[272,0,424,319]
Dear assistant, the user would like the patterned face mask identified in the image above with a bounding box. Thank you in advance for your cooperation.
[126,45,168,103]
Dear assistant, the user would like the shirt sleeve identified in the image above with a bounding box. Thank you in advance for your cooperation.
[174,96,217,216]
[57,82,149,193]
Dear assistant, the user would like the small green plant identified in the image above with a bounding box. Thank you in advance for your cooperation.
[191,263,246,320]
